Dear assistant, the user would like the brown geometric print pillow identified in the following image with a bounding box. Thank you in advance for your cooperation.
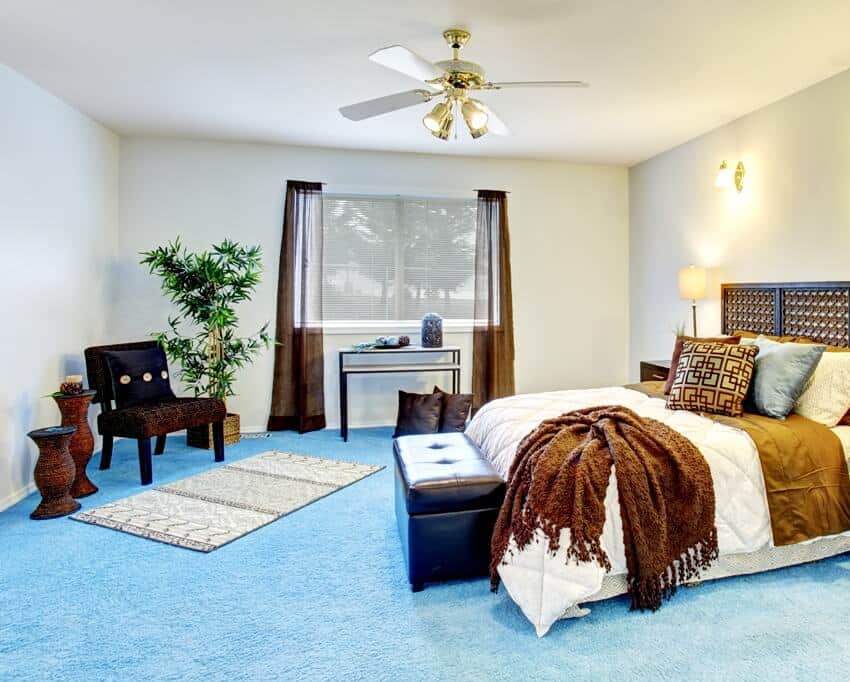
[664,335,741,394]
[666,341,758,417]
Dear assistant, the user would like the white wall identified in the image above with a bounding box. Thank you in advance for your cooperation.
[0,65,119,508]
[116,138,629,429]
[629,68,850,376]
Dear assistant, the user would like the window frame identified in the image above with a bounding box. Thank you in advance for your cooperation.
[320,190,477,331]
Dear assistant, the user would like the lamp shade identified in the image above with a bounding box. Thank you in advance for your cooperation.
[679,265,707,300]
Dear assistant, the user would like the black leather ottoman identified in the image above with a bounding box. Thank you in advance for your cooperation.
[393,432,506,592]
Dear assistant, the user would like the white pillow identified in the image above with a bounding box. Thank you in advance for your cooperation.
[793,351,850,426]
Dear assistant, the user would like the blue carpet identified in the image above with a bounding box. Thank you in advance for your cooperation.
[1,427,849,681]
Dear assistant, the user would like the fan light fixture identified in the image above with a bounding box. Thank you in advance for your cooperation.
[423,95,490,140]
[339,28,590,142]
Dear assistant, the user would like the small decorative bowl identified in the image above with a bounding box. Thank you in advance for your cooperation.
[60,381,84,395]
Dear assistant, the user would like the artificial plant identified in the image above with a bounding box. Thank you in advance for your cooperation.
[140,238,272,402]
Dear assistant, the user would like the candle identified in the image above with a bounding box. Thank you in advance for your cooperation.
[65,375,83,383]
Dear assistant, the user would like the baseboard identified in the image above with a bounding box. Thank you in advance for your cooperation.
[330,420,394,429]
[239,425,271,433]
[0,481,37,512]
[241,422,393,432]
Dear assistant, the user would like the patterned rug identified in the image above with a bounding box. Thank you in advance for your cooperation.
[71,451,382,551]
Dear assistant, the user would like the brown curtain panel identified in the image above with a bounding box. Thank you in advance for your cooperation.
[267,180,326,432]
[472,189,515,410]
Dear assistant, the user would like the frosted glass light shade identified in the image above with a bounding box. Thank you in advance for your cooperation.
[679,265,707,300]
[461,99,488,130]
[714,161,732,189]
[423,102,450,133]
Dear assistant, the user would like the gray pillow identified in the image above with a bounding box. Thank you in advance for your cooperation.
[747,336,825,418]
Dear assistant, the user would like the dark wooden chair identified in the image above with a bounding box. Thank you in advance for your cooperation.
[84,341,227,485]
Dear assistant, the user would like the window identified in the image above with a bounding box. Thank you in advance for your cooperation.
[322,194,477,324]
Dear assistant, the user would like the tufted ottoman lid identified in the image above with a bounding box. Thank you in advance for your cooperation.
[393,432,505,515]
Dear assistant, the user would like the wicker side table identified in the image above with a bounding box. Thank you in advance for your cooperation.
[27,426,81,520]
[53,389,98,498]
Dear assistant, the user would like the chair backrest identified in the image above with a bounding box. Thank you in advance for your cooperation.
[84,341,161,409]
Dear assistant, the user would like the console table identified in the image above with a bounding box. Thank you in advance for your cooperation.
[338,345,461,441]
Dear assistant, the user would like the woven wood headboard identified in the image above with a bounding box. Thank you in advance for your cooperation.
[721,282,850,347]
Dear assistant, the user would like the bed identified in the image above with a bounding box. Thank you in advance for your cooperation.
[465,281,850,636]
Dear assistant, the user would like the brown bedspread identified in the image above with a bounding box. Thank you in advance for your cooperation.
[490,405,719,611]
[628,381,850,545]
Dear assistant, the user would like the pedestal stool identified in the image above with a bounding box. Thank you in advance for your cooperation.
[27,426,81,520]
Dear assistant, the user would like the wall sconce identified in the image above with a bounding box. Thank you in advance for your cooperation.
[714,160,745,193]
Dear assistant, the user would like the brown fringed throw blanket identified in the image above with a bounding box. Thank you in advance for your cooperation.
[490,405,719,611]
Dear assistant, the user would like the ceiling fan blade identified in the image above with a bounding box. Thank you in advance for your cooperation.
[339,89,433,121]
[481,104,509,136]
[487,80,589,89]
[369,45,444,86]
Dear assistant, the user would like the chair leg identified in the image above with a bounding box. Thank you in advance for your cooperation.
[99,435,114,470]
[154,434,167,455]
[137,438,153,485]
[212,421,225,463]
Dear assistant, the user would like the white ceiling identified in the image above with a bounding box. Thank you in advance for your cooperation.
[2,1,850,165]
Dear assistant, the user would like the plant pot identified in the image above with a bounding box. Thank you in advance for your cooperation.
[186,412,241,449]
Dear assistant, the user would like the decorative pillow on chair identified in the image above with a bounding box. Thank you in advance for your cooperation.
[746,336,825,419]
[666,341,757,417]
[433,387,473,432]
[664,335,741,394]
[104,347,176,408]
[393,390,444,437]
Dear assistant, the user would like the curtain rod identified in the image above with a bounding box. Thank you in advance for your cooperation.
[287,182,508,192]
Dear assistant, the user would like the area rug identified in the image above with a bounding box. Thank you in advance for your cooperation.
[71,451,382,552]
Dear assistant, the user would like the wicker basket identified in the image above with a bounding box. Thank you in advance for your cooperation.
[186,413,241,449]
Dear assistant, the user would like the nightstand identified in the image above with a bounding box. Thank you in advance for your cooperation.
[640,359,671,382]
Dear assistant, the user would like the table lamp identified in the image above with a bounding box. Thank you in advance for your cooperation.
[679,265,707,336]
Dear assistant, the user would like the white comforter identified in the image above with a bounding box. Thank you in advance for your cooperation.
[466,386,775,636]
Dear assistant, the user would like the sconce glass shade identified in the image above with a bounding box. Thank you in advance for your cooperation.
[714,161,733,190]
[679,265,707,301]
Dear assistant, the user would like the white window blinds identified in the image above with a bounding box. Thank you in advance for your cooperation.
[322,194,476,323]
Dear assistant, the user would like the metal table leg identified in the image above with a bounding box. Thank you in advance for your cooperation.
[339,353,348,442]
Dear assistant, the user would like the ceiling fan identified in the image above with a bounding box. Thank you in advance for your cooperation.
[339,28,589,141]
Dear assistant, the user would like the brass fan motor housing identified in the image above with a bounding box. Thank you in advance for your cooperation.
[433,59,487,89]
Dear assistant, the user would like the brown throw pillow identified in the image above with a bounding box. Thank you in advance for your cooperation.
[667,341,757,417]
[433,387,473,433]
[664,335,741,394]
[733,330,798,343]
[393,390,444,437]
